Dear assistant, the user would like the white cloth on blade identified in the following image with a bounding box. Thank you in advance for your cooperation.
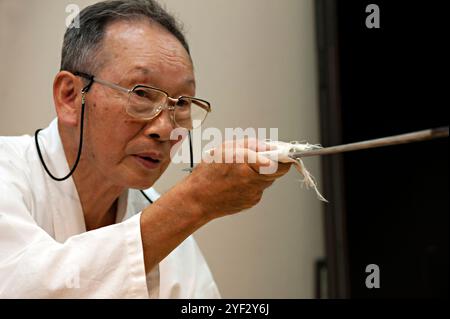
[0,118,220,298]
[259,140,328,202]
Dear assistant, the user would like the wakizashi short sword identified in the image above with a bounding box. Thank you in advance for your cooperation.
[289,126,449,159]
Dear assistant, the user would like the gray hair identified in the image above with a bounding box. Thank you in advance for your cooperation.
[61,0,190,74]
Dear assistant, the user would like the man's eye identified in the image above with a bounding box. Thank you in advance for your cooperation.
[134,89,148,98]
[176,99,190,107]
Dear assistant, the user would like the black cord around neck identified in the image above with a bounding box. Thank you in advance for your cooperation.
[34,102,85,181]
[139,190,153,204]
[188,130,193,170]
[35,76,94,181]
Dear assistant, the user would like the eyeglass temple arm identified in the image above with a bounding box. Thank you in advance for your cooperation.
[73,71,130,94]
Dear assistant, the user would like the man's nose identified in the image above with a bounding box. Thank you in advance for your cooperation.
[143,108,175,141]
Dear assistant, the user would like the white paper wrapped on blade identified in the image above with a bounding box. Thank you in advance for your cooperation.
[203,140,328,202]
[259,140,328,202]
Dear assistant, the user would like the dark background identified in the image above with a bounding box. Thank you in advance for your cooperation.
[316,0,448,298]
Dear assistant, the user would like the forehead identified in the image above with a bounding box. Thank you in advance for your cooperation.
[98,19,195,89]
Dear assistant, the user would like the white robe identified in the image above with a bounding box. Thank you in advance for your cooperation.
[0,119,220,298]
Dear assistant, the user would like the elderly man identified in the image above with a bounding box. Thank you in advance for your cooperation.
[0,0,290,298]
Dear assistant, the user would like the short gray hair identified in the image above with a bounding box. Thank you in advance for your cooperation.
[61,0,190,74]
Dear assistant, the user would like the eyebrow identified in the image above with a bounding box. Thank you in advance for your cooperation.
[127,66,196,87]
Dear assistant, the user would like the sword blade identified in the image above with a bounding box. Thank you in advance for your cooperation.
[289,126,449,159]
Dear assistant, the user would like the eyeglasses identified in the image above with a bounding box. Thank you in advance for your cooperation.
[73,71,211,130]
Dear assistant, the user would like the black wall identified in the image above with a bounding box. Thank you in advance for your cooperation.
[318,0,448,298]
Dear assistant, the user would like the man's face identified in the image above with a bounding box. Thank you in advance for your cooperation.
[82,20,195,189]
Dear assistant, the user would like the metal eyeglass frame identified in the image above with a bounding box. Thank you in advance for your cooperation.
[73,71,211,129]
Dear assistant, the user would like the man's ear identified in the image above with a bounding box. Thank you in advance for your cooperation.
[53,71,83,127]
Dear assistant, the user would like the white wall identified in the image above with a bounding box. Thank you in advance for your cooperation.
[0,0,325,298]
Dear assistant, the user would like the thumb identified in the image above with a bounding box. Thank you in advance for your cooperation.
[240,148,279,175]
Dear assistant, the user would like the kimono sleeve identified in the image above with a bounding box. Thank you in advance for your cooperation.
[0,147,149,298]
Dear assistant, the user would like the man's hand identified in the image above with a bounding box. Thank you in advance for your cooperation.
[140,139,291,272]
[178,138,292,220]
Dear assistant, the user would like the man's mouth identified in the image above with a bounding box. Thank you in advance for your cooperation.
[133,153,162,170]
[139,155,160,163]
